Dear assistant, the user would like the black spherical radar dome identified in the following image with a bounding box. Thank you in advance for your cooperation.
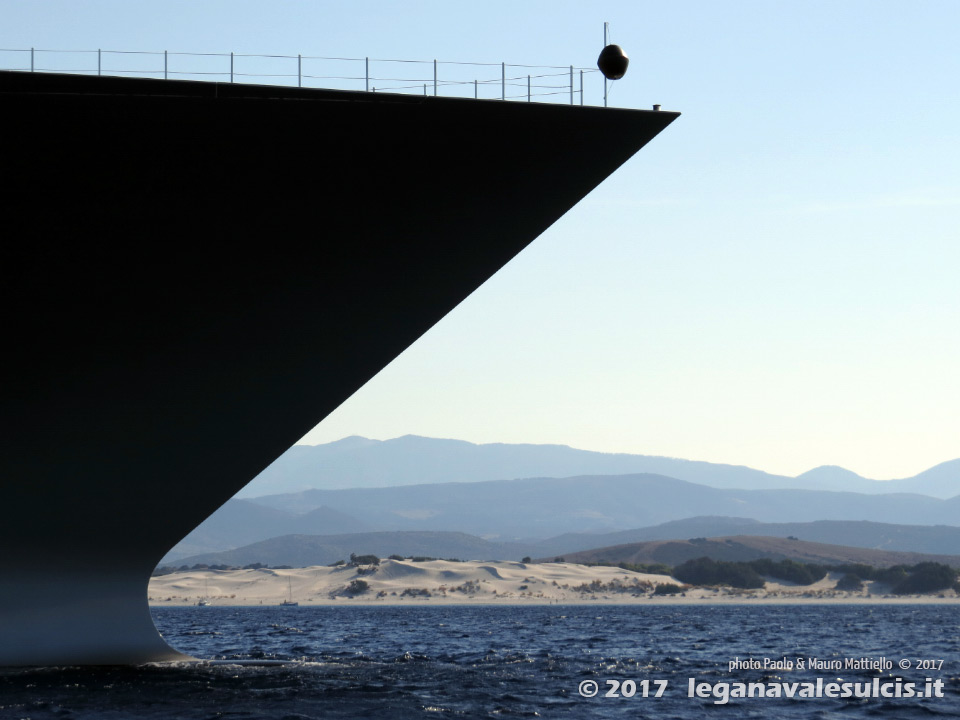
[597,44,629,80]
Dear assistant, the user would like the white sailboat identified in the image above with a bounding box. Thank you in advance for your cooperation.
[280,576,298,606]
[197,578,210,606]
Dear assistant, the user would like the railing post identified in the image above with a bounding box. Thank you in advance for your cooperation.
[17,46,597,107]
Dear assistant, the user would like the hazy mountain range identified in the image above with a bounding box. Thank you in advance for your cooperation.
[245,474,960,538]
[167,500,368,559]
[171,531,513,568]
[536,516,960,558]
[555,535,960,569]
[161,436,959,565]
[169,526,960,570]
[164,499,960,567]
[241,435,960,498]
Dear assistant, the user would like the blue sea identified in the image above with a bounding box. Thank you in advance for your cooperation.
[2,605,957,718]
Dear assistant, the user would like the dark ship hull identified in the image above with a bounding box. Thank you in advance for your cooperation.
[0,70,677,664]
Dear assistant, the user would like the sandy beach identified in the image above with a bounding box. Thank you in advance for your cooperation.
[149,560,960,606]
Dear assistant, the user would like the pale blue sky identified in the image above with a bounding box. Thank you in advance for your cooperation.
[6,2,957,479]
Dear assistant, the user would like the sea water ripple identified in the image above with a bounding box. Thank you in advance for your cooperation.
[1,605,957,718]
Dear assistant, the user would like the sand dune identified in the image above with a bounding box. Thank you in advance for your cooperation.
[149,560,960,606]
[375,562,431,580]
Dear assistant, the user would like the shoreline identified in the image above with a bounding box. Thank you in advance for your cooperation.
[149,560,960,607]
[150,598,960,606]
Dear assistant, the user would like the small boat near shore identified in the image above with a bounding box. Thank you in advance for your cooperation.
[198,579,211,606]
[280,577,298,607]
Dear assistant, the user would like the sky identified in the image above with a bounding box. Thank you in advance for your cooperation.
[5,1,957,480]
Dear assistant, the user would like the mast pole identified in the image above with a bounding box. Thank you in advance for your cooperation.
[603,22,609,108]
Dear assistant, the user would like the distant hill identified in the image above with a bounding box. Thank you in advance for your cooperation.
[891,459,960,498]
[529,516,960,558]
[161,499,365,562]
[169,530,960,571]
[165,513,960,568]
[170,531,518,568]
[246,473,959,539]
[795,465,872,490]
[238,435,960,498]
[554,535,960,569]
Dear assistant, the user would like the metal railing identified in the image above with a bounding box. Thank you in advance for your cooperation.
[1,47,602,105]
